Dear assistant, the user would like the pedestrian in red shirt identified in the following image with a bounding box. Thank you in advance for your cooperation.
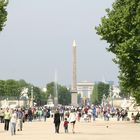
[64,118,69,133]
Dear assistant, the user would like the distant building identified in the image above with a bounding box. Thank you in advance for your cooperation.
[77,81,94,105]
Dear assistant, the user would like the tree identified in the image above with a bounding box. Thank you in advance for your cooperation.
[0,79,48,106]
[31,86,47,106]
[119,84,130,98]
[0,79,31,98]
[4,80,20,97]
[46,82,55,99]
[46,82,71,105]
[0,0,8,32]
[91,82,110,104]
[95,0,140,104]
[0,80,5,96]
[58,85,71,105]
[91,84,98,104]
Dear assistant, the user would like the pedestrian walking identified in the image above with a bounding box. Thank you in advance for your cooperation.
[4,108,11,131]
[17,108,23,131]
[10,109,17,136]
[69,109,76,133]
[64,118,69,133]
[0,108,4,123]
[92,106,96,121]
[43,108,47,122]
[28,108,33,122]
[53,109,61,133]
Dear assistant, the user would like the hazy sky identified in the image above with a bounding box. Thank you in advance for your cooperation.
[0,0,118,87]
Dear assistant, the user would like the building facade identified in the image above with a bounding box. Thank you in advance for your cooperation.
[77,81,94,105]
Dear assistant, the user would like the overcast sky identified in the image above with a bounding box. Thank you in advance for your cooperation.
[0,0,118,87]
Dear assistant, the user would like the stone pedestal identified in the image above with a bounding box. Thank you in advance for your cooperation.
[54,97,58,107]
[71,91,78,106]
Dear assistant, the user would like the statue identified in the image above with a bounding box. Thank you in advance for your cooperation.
[45,95,54,107]
[20,88,29,100]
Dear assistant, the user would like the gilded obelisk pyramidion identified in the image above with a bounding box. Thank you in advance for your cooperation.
[71,40,78,106]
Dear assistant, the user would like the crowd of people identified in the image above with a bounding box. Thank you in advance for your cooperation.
[0,106,77,135]
[0,105,139,136]
[0,108,24,135]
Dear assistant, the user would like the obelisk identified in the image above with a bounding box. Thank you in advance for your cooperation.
[71,40,78,106]
[54,70,58,106]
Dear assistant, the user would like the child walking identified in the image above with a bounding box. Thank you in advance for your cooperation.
[64,118,69,133]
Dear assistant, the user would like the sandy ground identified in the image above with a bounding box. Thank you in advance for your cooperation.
[0,118,140,140]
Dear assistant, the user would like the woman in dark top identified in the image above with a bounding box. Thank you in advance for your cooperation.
[53,109,61,133]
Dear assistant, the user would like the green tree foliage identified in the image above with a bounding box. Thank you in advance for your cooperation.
[32,86,47,106]
[0,79,48,106]
[91,82,110,104]
[91,84,98,104]
[58,85,71,105]
[0,0,8,32]
[119,84,130,98]
[0,80,5,96]
[95,0,140,104]
[4,80,20,97]
[0,79,30,98]
[46,82,55,99]
[0,79,71,106]
[46,82,71,105]
[18,79,29,88]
